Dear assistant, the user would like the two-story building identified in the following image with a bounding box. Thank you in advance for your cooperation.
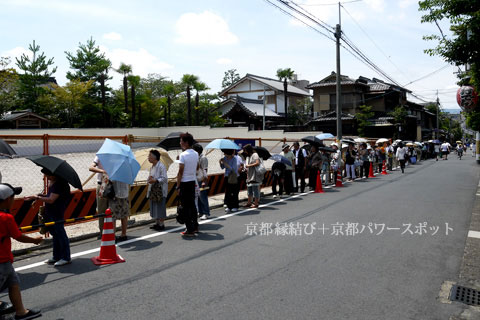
[306,72,436,140]
[218,74,311,130]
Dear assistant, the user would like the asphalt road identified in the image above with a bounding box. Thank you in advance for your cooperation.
[7,156,480,320]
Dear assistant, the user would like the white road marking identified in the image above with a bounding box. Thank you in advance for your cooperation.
[468,231,480,239]
[14,168,392,272]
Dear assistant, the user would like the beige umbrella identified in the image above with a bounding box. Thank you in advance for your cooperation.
[134,148,174,170]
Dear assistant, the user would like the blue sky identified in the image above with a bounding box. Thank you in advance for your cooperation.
[0,0,461,110]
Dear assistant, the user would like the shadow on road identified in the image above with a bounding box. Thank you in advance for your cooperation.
[119,239,163,251]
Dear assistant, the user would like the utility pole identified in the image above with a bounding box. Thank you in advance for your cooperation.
[335,2,342,160]
[436,91,439,140]
[263,86,266,131]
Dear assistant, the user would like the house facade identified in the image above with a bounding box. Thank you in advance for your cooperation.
[307,72,435,140]
[218,74,311,129]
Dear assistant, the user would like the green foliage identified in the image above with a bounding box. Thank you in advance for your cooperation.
[466,110,480,131]
[15,40,57,113]
[287,97,311,125]
[419,0,480,89]
[0,57,20,115]
[390,105,408,125]
[221,69,240,90]
[50,80,93,127]
[355,105,374,137]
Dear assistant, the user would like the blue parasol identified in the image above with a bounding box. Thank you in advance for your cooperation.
[205,139,241,150]
[270,154,292,166]
[96,139,140,184]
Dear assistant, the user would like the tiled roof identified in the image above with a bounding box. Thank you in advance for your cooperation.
[222,96,281,118]
[247,74,311,96]
[1,111,49,122]
[308,111,355,122]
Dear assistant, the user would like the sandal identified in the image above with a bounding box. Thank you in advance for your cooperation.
[250,204,259,208]
[243,203,252,208]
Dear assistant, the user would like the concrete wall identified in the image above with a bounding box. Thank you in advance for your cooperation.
[0,126,322,147]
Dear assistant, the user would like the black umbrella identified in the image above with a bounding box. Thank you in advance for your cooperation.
[0,139,16,156]
[319,146,336,153]
[301,136,324,147]
[157,132,198,151]
[27,155,83,190]
[253,146,272,160]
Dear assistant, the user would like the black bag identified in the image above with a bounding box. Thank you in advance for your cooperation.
[176,205,185,224]
[103,182,116,200]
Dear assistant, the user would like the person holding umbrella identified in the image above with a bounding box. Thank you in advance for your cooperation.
[220,149,240,212]
[307,145,323,190]
[26,168,72,266]
[89,156,108,235]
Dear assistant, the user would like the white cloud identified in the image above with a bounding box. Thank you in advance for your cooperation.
[216,58,232,65]
[1,0,133,21]
[175,11,239,45]
[398,0,416,9]
[100,46,174,78]
[288,1,335,27]
[364,0,385,13]
[1,47,31,64]
[103,32,122,41]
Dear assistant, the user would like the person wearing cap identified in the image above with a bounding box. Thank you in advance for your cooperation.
[0,183,42,319]
[280,144,295,195]
[292,142,307,193]
[25,168,71,267]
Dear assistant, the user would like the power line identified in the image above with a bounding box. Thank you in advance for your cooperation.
[402,64,451,87]
[341,5,411,83]
[263,0,336,41]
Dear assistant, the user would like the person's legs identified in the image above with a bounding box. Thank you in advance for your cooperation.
[47,225,60,261]
[54,224,71,261]
[272,174,278,196]
[96,184,108,232]
[198,189,210,217]
[181,181,197,233]
[224,179,233,209]
[9,284,27,316]
[253,185,260,206]
[246,185,253,206]
[284,170,293,194]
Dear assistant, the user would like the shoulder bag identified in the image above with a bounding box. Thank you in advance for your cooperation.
[149,181,163,202]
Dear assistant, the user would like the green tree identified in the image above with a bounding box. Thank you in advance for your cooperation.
[115,63,132,114]
[127,75,141,127]
[221,69,240,90]
[162,81,181,127]
[276,68,295,126]
[389,105,408,139]
[355,105,375,137]
[194,81,209,125]
[15,40,57,113]
[0,57,20,115]
[181,74,199,126]
[65,37,112,126]
[51,80,93,127]
[419,0,480,130]
[287,97,311,126]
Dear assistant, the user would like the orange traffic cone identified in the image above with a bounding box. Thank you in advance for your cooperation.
[368,162,376,178]
[91,208,125,265]
[381,160,388,175]
[335,170,344,187]
[314,170,325,193]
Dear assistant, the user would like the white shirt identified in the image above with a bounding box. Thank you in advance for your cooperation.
[396,147,407,160]
[434,145,440,152]
[148,162,168,198]
[93,156,105,183]
[441,143,449,152]
[294,148,307,165]
[179,149,199,182]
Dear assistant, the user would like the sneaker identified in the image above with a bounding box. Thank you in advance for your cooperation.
[225,208,230,213]
[231,208,238,212]
[54,259,71,267]
[273,195,277,198]
[14,309,41,320]
[223,204,227,208]
[200,215,208,220]
[44,258,57,265]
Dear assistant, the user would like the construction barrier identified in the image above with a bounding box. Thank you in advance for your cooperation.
[12,171,275,229]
